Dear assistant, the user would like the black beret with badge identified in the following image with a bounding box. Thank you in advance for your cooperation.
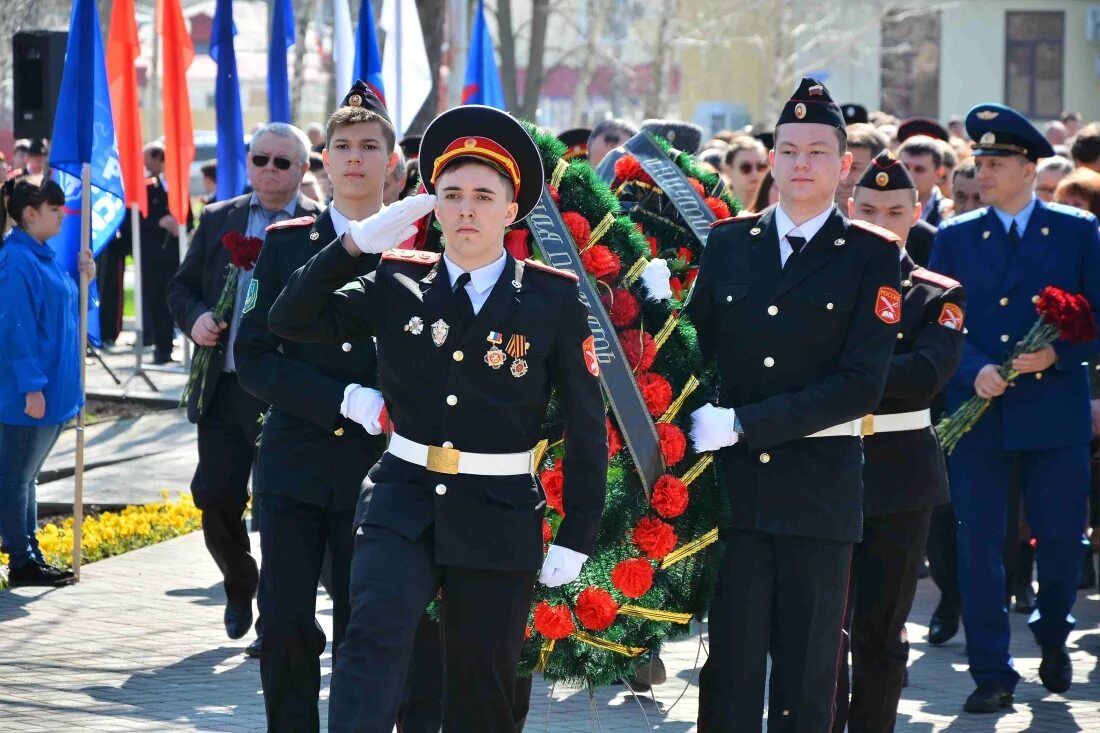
[776,77,845,130]
[340,80,391,124]
[418,104,545,221]
[842,103,869,126]
[965,103,1055,162]
[856,149,916,191]
[640,119,704,154]
[898,116,949,143]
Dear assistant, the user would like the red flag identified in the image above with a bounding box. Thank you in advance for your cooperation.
[157,0,195,226]
[107,0,146,217]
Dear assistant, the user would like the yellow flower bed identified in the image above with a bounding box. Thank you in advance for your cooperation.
[1,491,202,588]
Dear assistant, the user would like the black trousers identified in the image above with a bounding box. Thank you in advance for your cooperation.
[328,523,535,733]
[698,530,852,733]
[256,493,354,733]
[95,236,127,344]
[140,234,179,360]
[834,508,932,733]
[191,373,264,605]
[925,502,960,618]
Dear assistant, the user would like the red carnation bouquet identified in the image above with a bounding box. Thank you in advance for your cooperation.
[182,232,265,415]
[937,286,1096,453]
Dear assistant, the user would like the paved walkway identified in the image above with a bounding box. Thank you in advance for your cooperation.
[1,525,1097,732]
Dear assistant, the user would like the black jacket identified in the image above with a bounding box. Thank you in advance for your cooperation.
[234,210,386,510]
[167,192,324,423]
[905,219,938,269]
[862,253,964,517]
[268,241,608,571]
[686,206,901,542]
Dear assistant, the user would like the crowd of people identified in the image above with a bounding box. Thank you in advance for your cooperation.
[1,73,1099,733]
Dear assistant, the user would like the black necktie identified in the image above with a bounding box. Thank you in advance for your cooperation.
[453,272,475,328]
[1008,221,1020,250]
[786,234,806,266]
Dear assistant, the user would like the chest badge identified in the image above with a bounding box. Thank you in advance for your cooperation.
[485,345,507,369]
[510,358,529,378]
[937,302,964,331]
[583,335,600,377]
[404,316,424,335]
[505,334,529,359]
[875,287,902,324]
[431,319,450,346]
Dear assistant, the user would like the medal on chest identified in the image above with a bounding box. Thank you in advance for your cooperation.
[404,316,424,335]
[484,331,506,369]
[506,334,530,378]
[431,319,450,346]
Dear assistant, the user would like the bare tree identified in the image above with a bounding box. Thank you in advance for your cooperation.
[519,0,551,121]
[495,0,520,111]
[290,0,322,124]
[643,0,678,119]
[568,0,612,126]
[406,0,447,135]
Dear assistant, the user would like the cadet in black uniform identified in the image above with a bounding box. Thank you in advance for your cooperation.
[687,78,902,733]
[268,105,607,733]
[832,150,966,733]
[233,83,394,732]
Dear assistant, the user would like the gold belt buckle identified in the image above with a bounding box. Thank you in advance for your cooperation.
[426,445,461,475]
[860,414,875,437]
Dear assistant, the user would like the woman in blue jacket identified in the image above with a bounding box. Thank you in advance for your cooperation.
[0,176,95,587]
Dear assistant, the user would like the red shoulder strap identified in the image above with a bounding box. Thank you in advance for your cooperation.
[265,215,317,233]
[912,266,961,290]
[382,248,440,265]
[523,259,580,282]
[849,219,900,243]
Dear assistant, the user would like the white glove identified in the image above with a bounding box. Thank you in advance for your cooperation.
[539,544,588,588]
[640,258,673,302]
[345,193,436,254]
[690,404,739,453]
[340,384,385,435]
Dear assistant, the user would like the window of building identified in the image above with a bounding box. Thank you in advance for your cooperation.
[880,9,941,119]
[1005,12,1064,119]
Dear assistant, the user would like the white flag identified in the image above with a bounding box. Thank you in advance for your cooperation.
[380,0,432,137]
[333,0,354,99]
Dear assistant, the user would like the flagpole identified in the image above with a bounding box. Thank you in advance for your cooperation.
[179,227,191,370]
[121,203,160,389]
[73,163,92,581]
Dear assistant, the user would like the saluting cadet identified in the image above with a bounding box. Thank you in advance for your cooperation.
[233,83,392,732]
[930,104,1100,713]
[268,105,607,732]
[833,150,966,733]
[687,77,902,733]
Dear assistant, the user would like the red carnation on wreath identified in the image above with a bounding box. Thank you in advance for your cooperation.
[542,518,553,544]
[539,458,565,514]
[533,601,576,639]
[621,329,657,372]
[651,474,689,518]
[637,372,673,417]
[504,228,531,261]
[706,197,731,220]
[611,557,654,598]
[546,184,560,204]
[633,516,678,560]
[614,154,654,186]
[607,417,624,458]
[580,244,620,281]
[655,422,687,465]
[688,178,705,196]
[602,288,641,328]
[574,587,619,631]
[562,211,592,250]
[223,232,264,271]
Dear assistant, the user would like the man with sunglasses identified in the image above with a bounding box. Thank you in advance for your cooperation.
[168,122,323,654]
[586,117,638,167]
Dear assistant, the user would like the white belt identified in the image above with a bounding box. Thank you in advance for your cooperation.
[806,409,932,438]
[387,432,535,476]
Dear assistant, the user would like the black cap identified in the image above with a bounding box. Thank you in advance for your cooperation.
[966,103,1055,162]
[640,119,704,154]
[754,131,774,151]
[419,105,545,222]
[340,80,390,124]
[898,117,949,143]
[776,77,845,130]
[557,128,590,161]
[27,139,49,156]
[856,149,915,191]
[399,135,422,160]
[842,103,869,125]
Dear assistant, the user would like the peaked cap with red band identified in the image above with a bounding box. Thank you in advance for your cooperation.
[419,104,545,221]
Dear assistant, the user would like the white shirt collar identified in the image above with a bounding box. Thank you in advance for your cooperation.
[775,203,835,245]
[327,204,351,237]
[442,250,507,295]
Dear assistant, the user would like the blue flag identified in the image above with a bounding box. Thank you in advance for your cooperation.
[48,0,127,346]
[211,0,246,202]
[461,0,505,109]
[268,0,294,123]
[353,0,386,106]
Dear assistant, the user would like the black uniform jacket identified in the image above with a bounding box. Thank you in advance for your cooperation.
[268,239,607,571]
[686,205,902,543]
[862,253,965,517]
[905,219,937,269]
[167,193,324,423]
[234,209,386,511]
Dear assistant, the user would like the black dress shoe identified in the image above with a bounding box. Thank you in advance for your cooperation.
[8,562,76,588]
[224,598,253,640]
[1080,549,1097,589]
[964,682,1013,713]
[1039,645,1072,694]
[928,602,960,645]
[244,635,262,659]
[1013,583,1036,614]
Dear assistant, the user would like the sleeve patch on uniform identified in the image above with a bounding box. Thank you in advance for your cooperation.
[875,286,901,324]
[242,279,259,315]
[583,335,600,376]
[937,302,964,331]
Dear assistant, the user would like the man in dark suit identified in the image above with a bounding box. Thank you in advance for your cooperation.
[688,78,901,732]
[833,150,966,732]
[905,218,938,268]
[234,85,392,731]
[168,122,323,646]
[269,105,607,733]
